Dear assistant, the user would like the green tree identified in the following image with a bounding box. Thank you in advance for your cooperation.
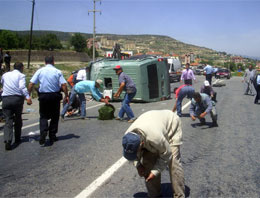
[40,34,62,51]
[224,62,237,71]
[17,35,41,50]
[0,30,19,49]
[70,33,86,52]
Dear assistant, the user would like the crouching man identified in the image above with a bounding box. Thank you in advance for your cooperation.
[189,92,218,127]
[122,110,185,198]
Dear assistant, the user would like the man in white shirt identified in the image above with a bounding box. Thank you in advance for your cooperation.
[242,64,257,95]
[1,62,32,150]
[122,110,185,197]
[75,67,89,83]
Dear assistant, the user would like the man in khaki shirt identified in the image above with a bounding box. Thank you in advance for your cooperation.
[122,110,185,198]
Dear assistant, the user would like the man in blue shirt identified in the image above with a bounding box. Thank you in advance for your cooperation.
[1,62,32,150]
[203,64,214,85]
[190,92,218,127]
[113,65,137,123]
[28,56,69,146]
[61,79,109,120]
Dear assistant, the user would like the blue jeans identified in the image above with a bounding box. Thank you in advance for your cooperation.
[61,88,86,118]
[118,91,136,120]
[176,86,194,116]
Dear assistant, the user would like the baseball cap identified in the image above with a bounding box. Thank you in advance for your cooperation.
[204,80,210,86]
[122,132,140,161]
[95,79,103,86]
[113,65,122,70]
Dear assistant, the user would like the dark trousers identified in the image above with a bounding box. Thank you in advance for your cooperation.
[38,92,62,138]
[5,62,10,72]
[254,85,260,103]
[184,79,192,85]
[2,96,24,143]
[206,74,212,85]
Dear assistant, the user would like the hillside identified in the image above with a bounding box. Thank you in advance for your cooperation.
[13,30,217,58]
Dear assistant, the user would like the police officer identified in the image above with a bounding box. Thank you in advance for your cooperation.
[28,56,69,146]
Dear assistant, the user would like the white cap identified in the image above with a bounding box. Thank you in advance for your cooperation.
[95,79,103,85]
[204,80,210,86]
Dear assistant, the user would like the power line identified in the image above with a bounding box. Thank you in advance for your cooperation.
[88,0,101,62]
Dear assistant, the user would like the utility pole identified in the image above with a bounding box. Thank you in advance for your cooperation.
[28,0,35,69]
[88,0,101,62]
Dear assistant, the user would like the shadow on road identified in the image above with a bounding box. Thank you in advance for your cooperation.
[191,122,215,129]
[63,116,98,121]
[133,184,190,198]
[180,113,190,118]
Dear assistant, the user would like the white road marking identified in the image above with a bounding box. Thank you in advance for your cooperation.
[0,103,105,136]
[75,78,222,197]
[75,157,127,198]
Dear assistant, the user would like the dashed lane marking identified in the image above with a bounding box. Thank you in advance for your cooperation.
[75,157,127,198]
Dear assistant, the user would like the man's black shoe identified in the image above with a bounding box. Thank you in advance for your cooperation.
[198,118,206,126]
[39,135,46,145]
[198,122,206,126]
[210,121,218,128]
[15,139,21,144]
[50,135,58,142]
[5,142,12,151]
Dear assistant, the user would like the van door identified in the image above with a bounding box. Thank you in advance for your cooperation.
[147,64,159,99]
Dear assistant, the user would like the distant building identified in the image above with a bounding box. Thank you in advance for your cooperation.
[190,53,195,62]
[146,51,163,56]
[231,56,244,63]
[185,54,191,64]
[87,38,100,49]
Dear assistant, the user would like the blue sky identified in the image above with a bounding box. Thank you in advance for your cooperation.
[1,0,260,58]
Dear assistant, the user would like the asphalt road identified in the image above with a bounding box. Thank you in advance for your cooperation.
[0,76,259,198]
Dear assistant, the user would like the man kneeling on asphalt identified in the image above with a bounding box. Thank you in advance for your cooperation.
[122,110,185,198]
[189,92,218,127]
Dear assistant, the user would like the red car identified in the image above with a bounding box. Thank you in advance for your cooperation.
[216,69,231,79]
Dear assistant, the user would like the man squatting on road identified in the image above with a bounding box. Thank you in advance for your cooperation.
[189,92,218,127]
[122,110,185,198]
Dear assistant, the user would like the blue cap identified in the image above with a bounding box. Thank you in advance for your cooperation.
[122,132,141,161]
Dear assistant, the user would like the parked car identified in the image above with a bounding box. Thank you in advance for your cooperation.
[194,65,204,75]
[216,68,231,79]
